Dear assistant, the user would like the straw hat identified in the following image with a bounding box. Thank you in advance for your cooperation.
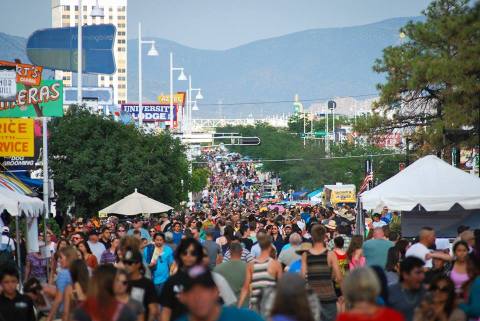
[295,242,313,254]
[325,220,337,230]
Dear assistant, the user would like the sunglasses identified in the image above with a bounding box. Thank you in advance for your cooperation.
[123,261,137,265]
[431,286,450,293]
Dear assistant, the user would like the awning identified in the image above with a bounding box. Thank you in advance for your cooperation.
[0,173,33,195]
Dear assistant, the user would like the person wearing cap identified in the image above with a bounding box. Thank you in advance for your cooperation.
[176,266,263,321]
[86,229,106,264]
[124,248,158,321]
[0,226,15,253]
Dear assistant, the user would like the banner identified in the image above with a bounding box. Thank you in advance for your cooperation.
[0,80,63,118]
[157,93,186,105]
[0,118,34,157]
[121,104,178,122]
[1,120,42,171]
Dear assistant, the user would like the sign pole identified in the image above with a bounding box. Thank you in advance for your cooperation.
[42,117,49,219]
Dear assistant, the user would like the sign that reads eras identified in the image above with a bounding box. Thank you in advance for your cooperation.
[0,80,64,118]
[0,118,34,157]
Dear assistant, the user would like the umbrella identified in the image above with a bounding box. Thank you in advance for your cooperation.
[98,189,173,216]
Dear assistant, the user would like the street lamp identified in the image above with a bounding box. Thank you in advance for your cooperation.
[185,75,202,134]
[138,22,158,127]
[169,52,186,129]
[77,0,104,104]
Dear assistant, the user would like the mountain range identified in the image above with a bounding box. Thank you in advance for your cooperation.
[0,17,421,118]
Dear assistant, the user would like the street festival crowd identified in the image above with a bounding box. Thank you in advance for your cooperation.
[0,149,479,321]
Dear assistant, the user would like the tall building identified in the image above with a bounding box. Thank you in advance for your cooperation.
[51,0,127,104]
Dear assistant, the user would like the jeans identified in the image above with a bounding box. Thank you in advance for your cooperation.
[319,300,337,321]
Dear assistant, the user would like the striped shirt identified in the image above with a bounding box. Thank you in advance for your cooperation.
[250,258,276,310]
[306,250,337,302]
[223,248,254,263]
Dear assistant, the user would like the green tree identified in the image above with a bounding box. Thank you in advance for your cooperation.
[49,106,190,216]
[191,167,210,193]
[356,0,480,156]
[217,123,402,190]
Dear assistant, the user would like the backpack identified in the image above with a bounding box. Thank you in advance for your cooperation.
[0,237,15,268]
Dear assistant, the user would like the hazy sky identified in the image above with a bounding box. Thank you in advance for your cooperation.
[1,0,431,49]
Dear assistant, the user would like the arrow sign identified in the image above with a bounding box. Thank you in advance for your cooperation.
[26,24,116,74]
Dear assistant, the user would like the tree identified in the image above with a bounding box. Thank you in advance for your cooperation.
[191,167,210,193]
[49,106,190,216]
[356,0,480,156]
[218,123,402,190]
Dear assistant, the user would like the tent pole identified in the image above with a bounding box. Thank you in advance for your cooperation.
[15,207,22,288]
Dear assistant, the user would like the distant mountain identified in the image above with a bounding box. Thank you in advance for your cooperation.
[0,17,422,118]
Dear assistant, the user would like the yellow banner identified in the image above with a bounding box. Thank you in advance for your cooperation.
[157,92,186,106]
[0,118,34,157]
[331,190,356,204]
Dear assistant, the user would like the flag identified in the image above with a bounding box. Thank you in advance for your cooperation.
[358,172,373,195]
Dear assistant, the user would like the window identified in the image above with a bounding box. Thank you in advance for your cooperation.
[74,5,78,11]
[109,7,113,11]
[118,77,126,81]
[109,15,113,20]
[100,76,104,80]
[118,23,126,28]
[62,14,70,19]
[64,5,70,10]
[110,76,113,81]
[117,39,126,44]
[119,84,126,89]
[83,5,87,11]
[118,31,126,36]
[118,15,125,20]
[118,47,126,52]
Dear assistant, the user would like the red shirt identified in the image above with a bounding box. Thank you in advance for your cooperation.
[336,307,405,321]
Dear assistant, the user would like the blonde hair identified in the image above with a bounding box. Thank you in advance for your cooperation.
[60,246,79,266]
[342,267,380,306]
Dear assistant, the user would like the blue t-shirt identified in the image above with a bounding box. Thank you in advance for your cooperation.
[127,227,151,241]
[175,306,263,321]
[288,259,302,273]
[381,212,392,224]
[300,212,311,224]
[172,232,183,245]
[144,245,174,285]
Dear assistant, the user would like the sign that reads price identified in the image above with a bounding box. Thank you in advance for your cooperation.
[0,118,34,157]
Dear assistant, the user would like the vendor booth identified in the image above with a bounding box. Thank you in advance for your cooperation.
[360,155,480,237]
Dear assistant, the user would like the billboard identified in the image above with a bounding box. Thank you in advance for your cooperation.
[27,24,116,74]
[1,120,42,171]
[0,80,64,118]
[121,104,179,122]
[122,92,186,124]
[0,118,34,157]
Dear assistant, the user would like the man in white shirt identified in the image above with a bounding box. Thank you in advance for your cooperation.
[405,227,452,269]
[87,229,106,263]
[0,227,15,252]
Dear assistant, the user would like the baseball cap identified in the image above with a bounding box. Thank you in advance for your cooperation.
[123,249,142,264]
[181,265,216,292]
[2,226,9,233]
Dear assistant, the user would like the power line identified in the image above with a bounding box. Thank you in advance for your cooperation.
[198,93,378,107]
[192,153,403,164]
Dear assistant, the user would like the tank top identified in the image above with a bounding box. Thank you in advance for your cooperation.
[450,269,469,295]
[306,250,337,302]
[250,258,276,310]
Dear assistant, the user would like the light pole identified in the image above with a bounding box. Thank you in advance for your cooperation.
[169,52,187,130]
[186,75,203,134]
[77,0,104,104]
[137,22,158,127]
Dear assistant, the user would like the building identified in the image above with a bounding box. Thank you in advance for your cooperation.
[51,0,127,105]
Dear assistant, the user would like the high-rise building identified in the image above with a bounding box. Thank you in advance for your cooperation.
[51,0,127,104]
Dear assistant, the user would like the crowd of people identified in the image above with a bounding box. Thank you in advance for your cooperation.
[0,149,479,321]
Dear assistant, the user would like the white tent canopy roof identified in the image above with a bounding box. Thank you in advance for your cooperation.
[99,189,173,216]
[0,189,44,217]
[361,155,480,211]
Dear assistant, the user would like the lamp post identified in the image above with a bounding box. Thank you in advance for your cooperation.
[169,52,187,130]
[137,22,158,127]
[186,75,203,134]
[77,0,104,104]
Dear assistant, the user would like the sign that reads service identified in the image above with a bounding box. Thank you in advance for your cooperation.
[0,118,34,157]
[121,104,178,122]
[0,80,64,118]
[0,65,17,102]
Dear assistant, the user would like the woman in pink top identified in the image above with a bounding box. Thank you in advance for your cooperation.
[347,235,366,270]
[450,241,470,297]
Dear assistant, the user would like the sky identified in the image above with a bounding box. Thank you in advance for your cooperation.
[0,0,431,50]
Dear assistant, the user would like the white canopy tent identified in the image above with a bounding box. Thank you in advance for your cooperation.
[99,189,173,216]
[361,155,480,211]
[0,188,45,217]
